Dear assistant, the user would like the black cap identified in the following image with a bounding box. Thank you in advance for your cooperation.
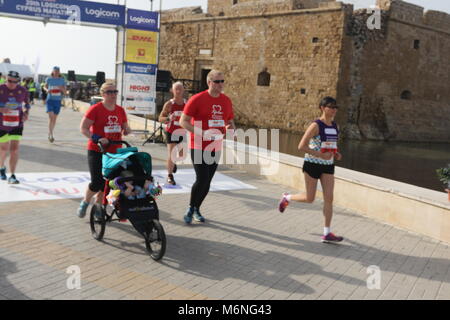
[7,70,20,79]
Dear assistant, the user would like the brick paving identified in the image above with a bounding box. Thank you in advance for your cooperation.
[0,102,449,300]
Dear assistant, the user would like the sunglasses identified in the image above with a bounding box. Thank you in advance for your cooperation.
[7,80,19,84]
[104,90,118,94]
[211,80,225,84]
[326,105,339,109]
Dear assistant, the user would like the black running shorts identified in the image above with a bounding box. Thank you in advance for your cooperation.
[164,130,184,144]
[302,161,335,179]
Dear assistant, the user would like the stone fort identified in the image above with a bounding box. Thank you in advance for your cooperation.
[158,0,450,142]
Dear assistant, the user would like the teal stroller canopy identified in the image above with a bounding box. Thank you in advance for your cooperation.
[102,147,152,179]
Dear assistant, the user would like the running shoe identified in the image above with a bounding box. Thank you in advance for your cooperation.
[278,193,290,213]
[48,134,54,143]
[193,207,205,223]
[183,207,194,224]
[7,174,19,184]
[321,232,344,243]
[77,201,89,218]
[0,167,6,180]
[167,174,176,185]
[173,164,177,173]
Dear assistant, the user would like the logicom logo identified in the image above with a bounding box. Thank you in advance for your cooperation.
[129,15,156,25]
[85,7,121,19]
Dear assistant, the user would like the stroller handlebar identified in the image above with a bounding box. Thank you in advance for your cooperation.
[98,140,132,154]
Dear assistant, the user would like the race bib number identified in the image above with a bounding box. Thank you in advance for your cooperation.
[324,128,338,135]
[208,119,225,128]
[49,88,61,96]
[172,111,182,116]
[2,109,20,127]
[104,125,121,133]
[321,141,337,149]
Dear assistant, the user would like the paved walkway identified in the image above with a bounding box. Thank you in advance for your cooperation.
[1,101,450,300]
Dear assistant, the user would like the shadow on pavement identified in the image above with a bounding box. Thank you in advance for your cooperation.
[203,219,450,286]
[106,217,363,296]
[20,145,87,171]
[0,257,31,300]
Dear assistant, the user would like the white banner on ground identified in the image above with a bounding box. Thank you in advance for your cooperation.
[0,170,256,203]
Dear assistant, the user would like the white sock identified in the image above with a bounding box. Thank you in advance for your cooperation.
[285,194,292,202]
[324,227,331,236]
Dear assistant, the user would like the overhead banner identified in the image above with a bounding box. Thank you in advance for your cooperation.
[0,0,126,27]
[125,28,158,65]
[123,63,157,115]
[126,9,159,31]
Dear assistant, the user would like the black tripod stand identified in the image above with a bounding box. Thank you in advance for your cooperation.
[143,124,165,145]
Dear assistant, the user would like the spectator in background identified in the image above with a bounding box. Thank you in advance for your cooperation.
[44,66,66,143]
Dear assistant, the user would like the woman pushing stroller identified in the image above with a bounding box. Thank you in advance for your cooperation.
[77,82,131,218]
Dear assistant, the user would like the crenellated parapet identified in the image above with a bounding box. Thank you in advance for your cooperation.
[377,0,450,33]
[160,6,206,22]
[206,0,337,17]
[423,10,450,32]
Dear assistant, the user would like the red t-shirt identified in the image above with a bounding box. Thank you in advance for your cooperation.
[166,99,186,134]
[183,90,234,151]
[85,102,128,153]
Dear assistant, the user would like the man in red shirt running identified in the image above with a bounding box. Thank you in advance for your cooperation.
[180,70,236,224]
[158,81,187,185]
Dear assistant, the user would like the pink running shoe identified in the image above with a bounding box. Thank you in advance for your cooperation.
[278,193,290,213]
[321,232,344,243]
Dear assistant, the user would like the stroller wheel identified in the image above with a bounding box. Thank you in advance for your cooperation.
[145,219,166,261]
[90,203,106,241]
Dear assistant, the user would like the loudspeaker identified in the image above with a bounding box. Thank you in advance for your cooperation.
[156,70,172,92]
[96,71,105,86]
[68,70,76,81]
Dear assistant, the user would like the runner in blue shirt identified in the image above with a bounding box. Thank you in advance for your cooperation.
[44,66,66,143]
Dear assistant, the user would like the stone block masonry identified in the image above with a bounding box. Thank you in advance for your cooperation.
[159,0,450,142]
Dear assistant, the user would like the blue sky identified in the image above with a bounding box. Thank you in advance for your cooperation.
[0,0,448,78]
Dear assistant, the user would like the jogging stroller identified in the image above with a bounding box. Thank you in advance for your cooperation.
[89,140,166,261]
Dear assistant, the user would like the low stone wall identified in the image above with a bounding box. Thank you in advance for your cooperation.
[222,140,450,244]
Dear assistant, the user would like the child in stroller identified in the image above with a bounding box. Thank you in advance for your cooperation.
[89,141,166,261]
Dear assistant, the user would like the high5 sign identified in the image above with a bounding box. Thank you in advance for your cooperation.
[0,0,126,27]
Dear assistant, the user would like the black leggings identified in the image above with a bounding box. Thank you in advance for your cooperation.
[189,149,221,208]
[87,150,105,193]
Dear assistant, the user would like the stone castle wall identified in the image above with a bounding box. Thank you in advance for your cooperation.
[160,3,348,131]
[339,0,450,141]
[159,0,450,142]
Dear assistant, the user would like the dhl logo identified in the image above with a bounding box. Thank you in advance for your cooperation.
[128,35,155,42]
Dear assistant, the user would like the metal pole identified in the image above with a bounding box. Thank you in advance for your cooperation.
[146,0,154,139]
[120,1,127,117]
[152,0,162,143]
